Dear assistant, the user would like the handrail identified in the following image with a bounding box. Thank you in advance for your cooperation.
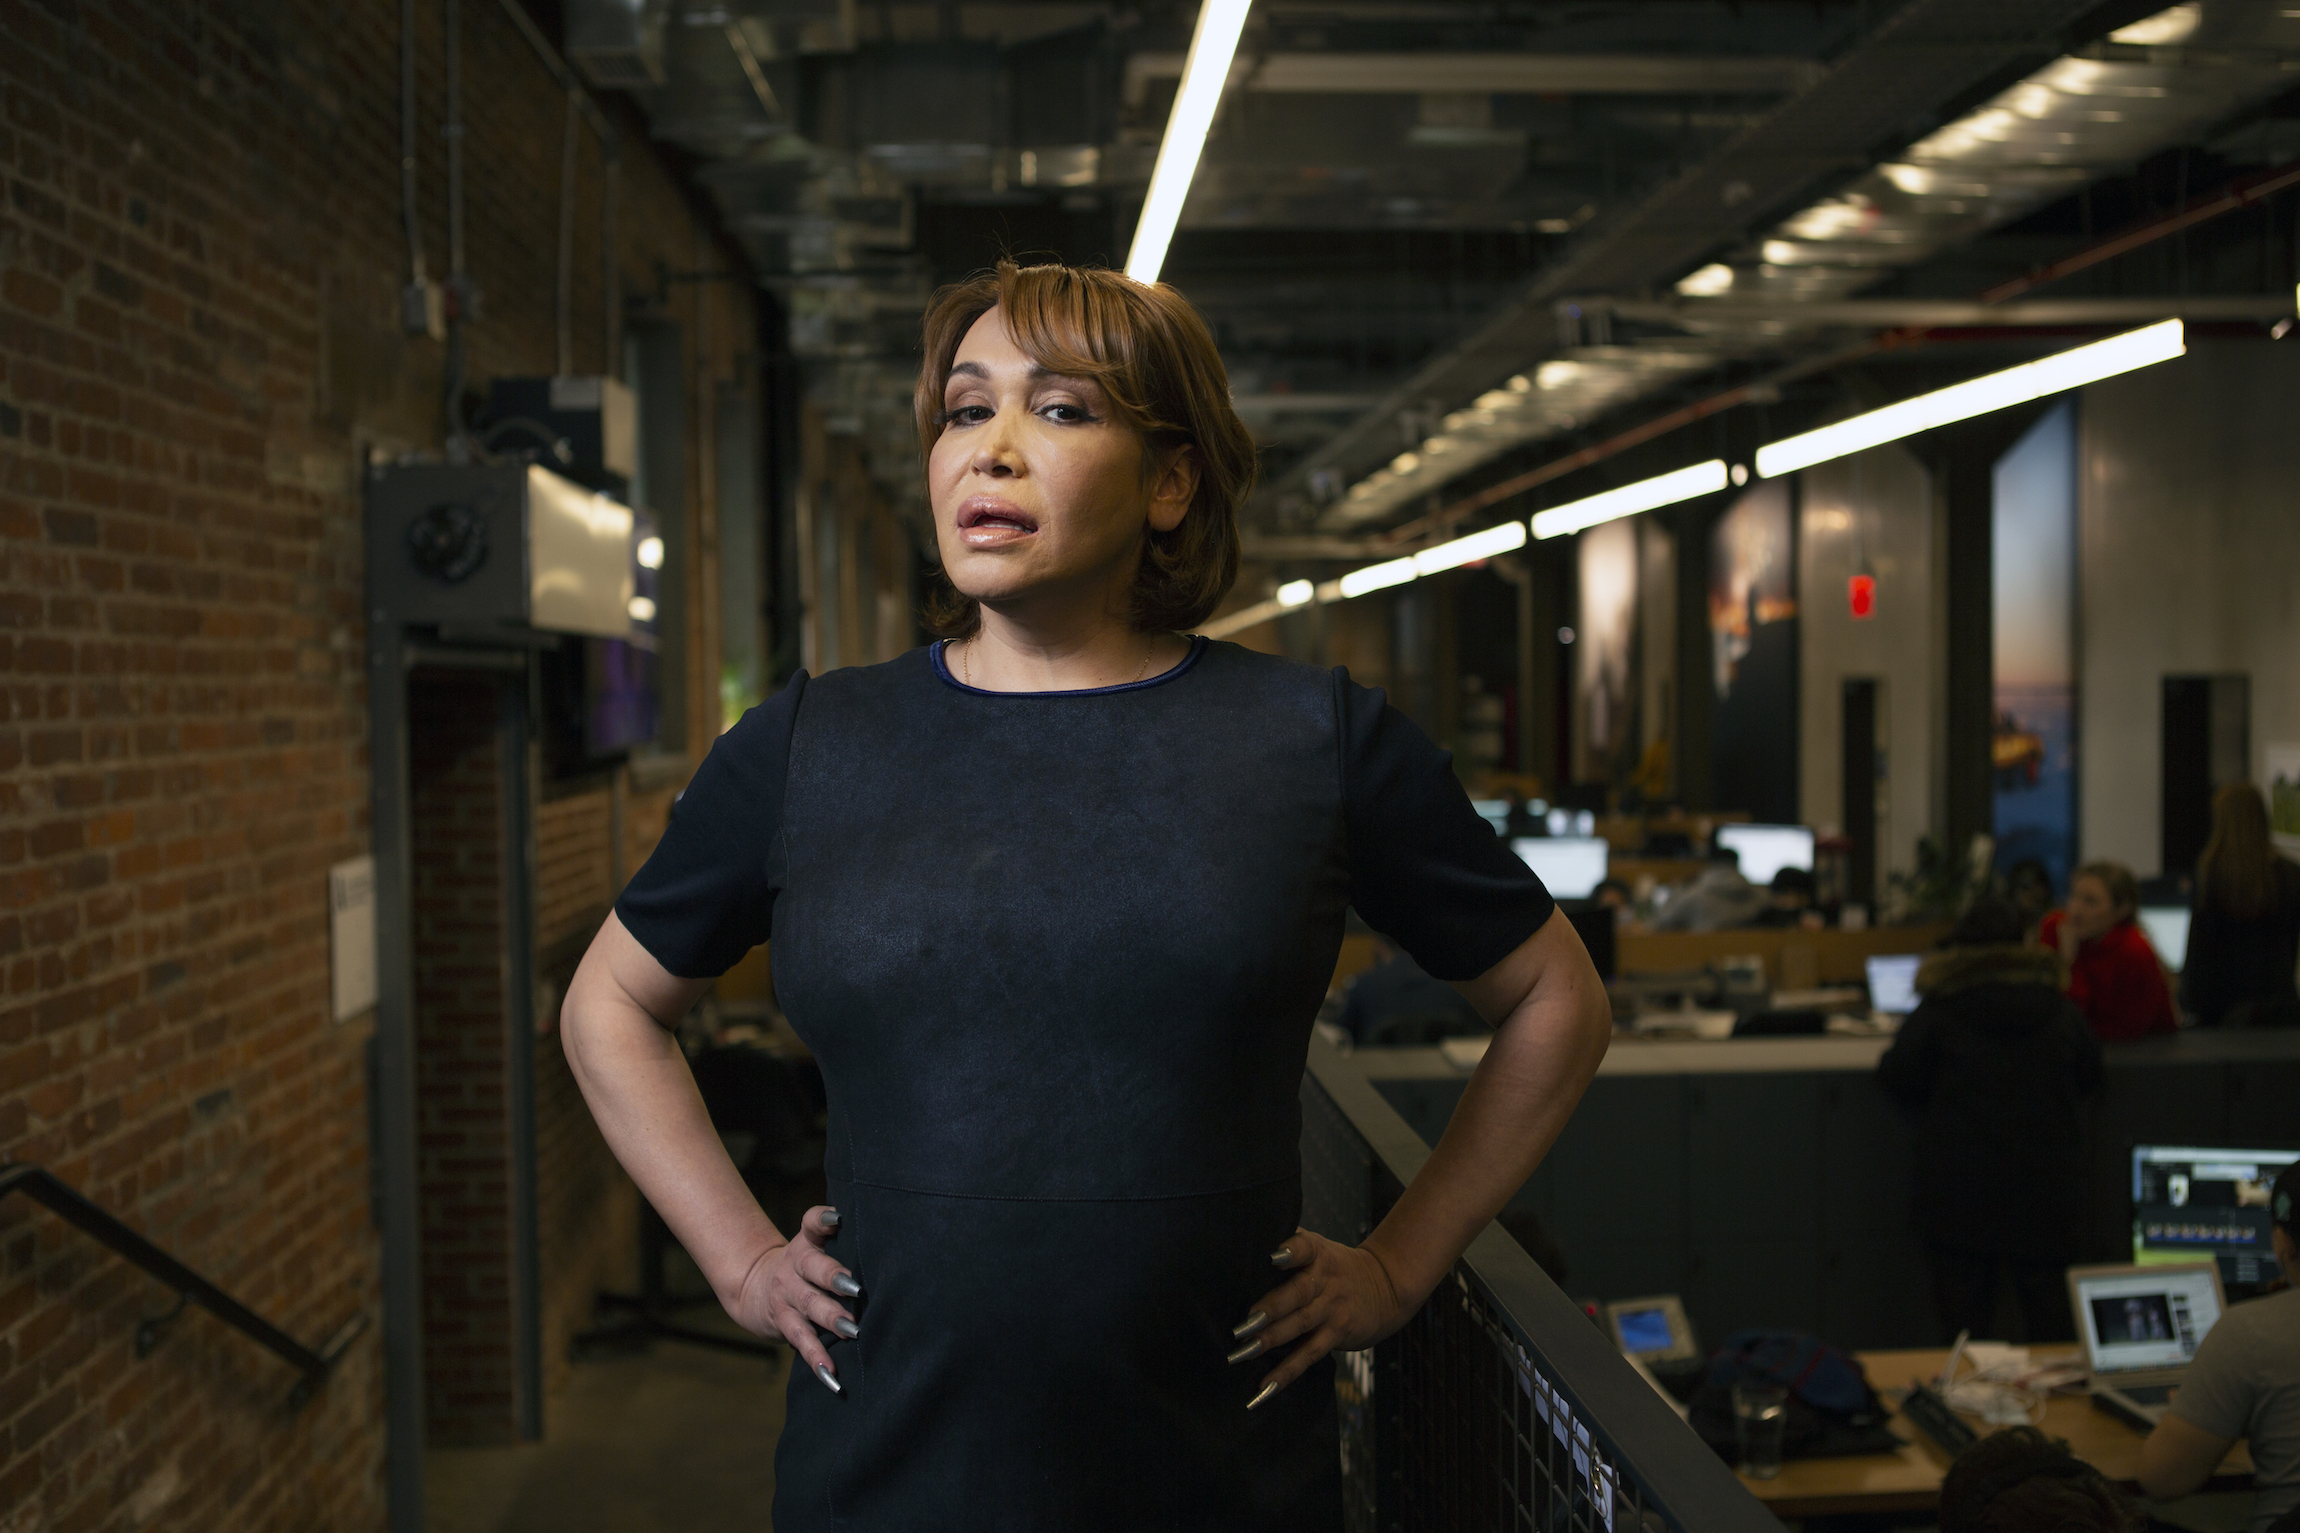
[1299,1037,1783,1532]
[0,1163,367,1405]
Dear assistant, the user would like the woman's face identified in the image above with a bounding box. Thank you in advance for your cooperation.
[927,307,1194,622]
[2066,874,2124,941]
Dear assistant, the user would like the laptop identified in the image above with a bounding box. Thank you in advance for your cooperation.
[1865,953,1922,1019]
[2066,1261,2225,1429]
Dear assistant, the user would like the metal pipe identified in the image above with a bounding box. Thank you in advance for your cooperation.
[557,86,579,376]
[603,151,621,379]
[365,608,427,1533]
[500,676,543,1443]
[1982,156,2300,304]
[400,0,425,283]
[444,0,464,280]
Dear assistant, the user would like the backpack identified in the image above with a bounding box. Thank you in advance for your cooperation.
[1687,1329,1901,1463]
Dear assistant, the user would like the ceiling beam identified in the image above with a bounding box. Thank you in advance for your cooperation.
[1580,295,2300,328]
[1122,51,1825,107]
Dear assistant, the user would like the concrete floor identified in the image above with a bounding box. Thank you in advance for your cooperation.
[426,1314,787,1533]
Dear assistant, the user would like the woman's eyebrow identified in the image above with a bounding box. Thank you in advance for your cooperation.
[947,361,1082,386]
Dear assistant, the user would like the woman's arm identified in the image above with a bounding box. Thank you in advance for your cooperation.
[1233,907,1611,1404]
[562,913,862,1387]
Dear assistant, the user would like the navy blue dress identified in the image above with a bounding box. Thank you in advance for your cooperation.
[617,637,1553,1531]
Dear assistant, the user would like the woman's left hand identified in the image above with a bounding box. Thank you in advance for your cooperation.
[1226,1228,1413,1408]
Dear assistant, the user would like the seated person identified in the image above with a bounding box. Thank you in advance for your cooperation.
[1335,934,1489,1047]
[1939,1426,2143,1533]
[1877,896,2100,1342]
[2140,1161,2300,1532]
[2038,860,2179,1041]
[1751,867,1820,929]
[1651,846,1762,932]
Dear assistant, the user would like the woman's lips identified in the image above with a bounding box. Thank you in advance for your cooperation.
[956,498,1038,548]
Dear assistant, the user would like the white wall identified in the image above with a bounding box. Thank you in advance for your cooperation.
[2078,340,2300,875]
[1799,443,1938,881]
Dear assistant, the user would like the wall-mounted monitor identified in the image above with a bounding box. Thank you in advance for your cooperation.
[2131,1143,2298,1291]
[1511,837,1609,900]
[1714,823,1815,885]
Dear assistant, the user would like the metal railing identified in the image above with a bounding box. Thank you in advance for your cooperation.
[0,1163,366,1407]
[1300,1039,1783,1533]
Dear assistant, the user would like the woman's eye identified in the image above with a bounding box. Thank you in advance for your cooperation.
[1041,403,1093,424]
[942,404,992,426]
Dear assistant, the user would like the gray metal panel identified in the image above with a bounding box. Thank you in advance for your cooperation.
[366,462,532,631]
[1550,1076,1689,1303]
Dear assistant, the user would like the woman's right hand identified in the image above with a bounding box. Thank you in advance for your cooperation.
[728,1205,862,1391]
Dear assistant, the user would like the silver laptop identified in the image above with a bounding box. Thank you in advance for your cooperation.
[2067,1261,2225,1429]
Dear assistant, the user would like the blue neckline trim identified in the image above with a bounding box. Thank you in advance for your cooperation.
[930,634,1210,697]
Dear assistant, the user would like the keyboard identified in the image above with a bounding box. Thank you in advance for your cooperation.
[1901,1383,1979,1456]
[2117,1383,2174,1406]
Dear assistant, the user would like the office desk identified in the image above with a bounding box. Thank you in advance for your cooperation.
[1742,1348,2255,1518]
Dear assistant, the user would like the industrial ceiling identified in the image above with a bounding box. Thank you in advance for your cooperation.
[557,0,2300,542]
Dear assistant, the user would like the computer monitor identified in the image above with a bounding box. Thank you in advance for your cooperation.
[1511,837,1609,899]
[1713,823,1815,885]
[2137,905,2191,971]
[1865,954,1922,1016]
[2131,1144,2300,1290]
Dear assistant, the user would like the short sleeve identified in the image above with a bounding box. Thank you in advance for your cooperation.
[2167,1311,2257,1442]
[1338,670,1556,981]
[614,672,807,979]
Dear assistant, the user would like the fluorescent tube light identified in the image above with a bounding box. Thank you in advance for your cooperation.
[1125,0,1254,284]
[1337,556,1418,599]
[1414,520,1527,575]
[1755,320,2185,478]
[1531,460,1731,540]
[1276,579,1315,607]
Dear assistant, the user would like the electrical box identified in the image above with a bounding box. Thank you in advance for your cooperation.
[566,0,666,89]
[366,462,635,639]
[484,375,639,486]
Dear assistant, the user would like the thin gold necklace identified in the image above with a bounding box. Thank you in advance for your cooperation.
[961,635,1157,689]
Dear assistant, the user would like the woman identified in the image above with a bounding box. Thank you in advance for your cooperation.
[2038,861,2178,1041]
[2183,782,2300,1028]
[1879,896,2102,1342]
[559,261,1613,1529]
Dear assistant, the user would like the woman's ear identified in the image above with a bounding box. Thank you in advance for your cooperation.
[1147,445,1199,534]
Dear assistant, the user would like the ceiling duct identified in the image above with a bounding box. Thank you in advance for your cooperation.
[1282,0,2300,531]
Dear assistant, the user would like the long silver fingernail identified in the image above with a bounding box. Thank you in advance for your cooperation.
[1227,1338,1265,1365]
[1247,1379,1279,1410]
[815,1362,842,1394]
[831,1273,862,1298]
[834,1317,860,1339]
[1231,1310,1268,1340]
[1269,1246,1294,1268]
[821,1208,841,1228]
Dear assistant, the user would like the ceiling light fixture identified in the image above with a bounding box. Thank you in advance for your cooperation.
[1415,520,1527,574]
[1336,556,1418,599]
[1530,460,1732,540]
[1754,319,2185,477]
[1124,0,1255,284]
[1276,579,1315,607]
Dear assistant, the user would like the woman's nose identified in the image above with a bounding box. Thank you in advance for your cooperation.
[970,408,1022,475]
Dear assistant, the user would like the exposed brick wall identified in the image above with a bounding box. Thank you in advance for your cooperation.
[0,0,751,1523]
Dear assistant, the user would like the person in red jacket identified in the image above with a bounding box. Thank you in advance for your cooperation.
[2037,860,2179,1041]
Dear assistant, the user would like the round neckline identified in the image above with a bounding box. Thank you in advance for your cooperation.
[930,634,1210,697]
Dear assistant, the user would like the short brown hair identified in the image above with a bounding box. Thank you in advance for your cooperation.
[913,260,1255,638]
